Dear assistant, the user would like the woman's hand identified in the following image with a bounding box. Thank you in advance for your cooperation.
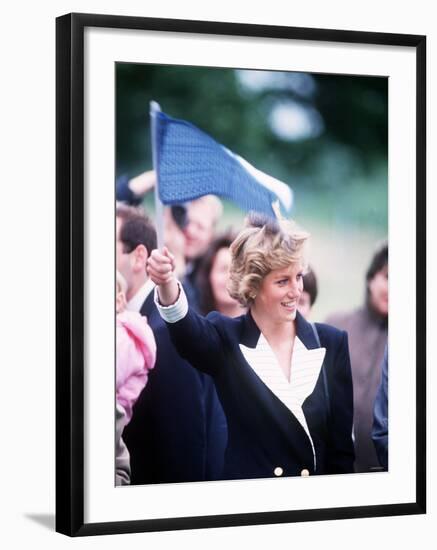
[147,247,179,306]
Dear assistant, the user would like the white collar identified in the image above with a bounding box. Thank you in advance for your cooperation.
[126,278,155,312]
[240,334,326,470]
[240,334,325,394]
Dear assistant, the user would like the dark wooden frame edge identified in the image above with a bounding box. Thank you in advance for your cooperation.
[55,12,426,537]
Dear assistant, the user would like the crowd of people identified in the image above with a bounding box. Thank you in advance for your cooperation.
[114,171,389,485]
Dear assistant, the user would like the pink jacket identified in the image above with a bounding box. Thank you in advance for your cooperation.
[116,310,157,423]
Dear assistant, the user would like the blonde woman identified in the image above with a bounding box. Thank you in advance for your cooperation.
[147,213,354,480]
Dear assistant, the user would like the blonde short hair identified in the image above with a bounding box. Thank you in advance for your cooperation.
[228,213,309,308]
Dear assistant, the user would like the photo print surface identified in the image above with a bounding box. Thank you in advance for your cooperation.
[114,62,388,487]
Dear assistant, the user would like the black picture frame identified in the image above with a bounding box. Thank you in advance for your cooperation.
[56,12,426,537]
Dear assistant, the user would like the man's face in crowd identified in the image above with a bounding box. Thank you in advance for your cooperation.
[183,201,216,260]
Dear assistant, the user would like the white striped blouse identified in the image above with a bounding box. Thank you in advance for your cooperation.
[240,334,326,469]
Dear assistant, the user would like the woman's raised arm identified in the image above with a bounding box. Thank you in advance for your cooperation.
[147,247,179,305]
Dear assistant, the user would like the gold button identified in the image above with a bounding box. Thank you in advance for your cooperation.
[300,469,310,477]
[274,467,283,477]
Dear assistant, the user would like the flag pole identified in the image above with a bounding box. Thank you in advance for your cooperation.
[150,100,165,249]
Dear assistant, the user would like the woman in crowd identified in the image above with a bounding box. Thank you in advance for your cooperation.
[196,232,244,317]
[147,212,355,480]
[325,242,388,473]
[297,266,318,319]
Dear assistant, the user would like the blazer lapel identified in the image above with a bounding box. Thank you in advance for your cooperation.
[295,311,320,350]
[239,310,262,348]
[238,311,326,471]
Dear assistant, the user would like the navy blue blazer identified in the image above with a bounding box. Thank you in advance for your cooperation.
[165,307,355,480]
[122,291,227,484]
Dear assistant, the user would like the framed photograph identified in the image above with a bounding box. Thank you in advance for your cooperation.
[56,12,426,536]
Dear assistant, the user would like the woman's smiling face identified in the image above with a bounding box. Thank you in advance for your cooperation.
[253,263,304,324]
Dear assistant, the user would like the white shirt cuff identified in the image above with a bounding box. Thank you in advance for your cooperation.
[154,282,189,323]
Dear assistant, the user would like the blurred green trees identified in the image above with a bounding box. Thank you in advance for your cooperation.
[116,63,388,318]
[116,64,387,223]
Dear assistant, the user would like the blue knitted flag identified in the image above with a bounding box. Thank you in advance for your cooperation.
[153,111,293,218]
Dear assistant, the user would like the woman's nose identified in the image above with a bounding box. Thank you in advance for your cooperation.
[287,282,300,297]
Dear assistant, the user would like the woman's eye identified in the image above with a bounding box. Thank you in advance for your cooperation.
[277,279,287,286]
